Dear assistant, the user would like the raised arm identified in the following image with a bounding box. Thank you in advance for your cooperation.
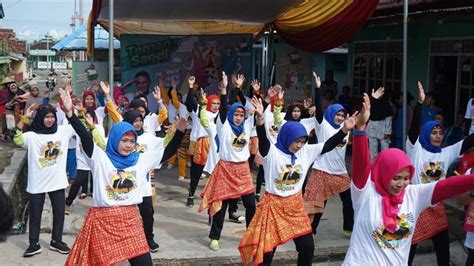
[101,81,122,123]
[151,85,168,125]
[313,72,324,124]
[218,71,229,124]
[253,96,270,157]
[352,93,372,189]
[161,118,187,163]
[184,76,197,112]
[408,82,425,144]
[432,174,474,204]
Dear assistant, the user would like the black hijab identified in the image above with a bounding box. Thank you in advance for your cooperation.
[284,104,307,122]
[123,110,144,135]
[29,105,58,134]
[130,99,149,116]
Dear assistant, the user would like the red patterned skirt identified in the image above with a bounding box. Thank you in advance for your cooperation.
[303,169,350,215]
[239,192,312,266]
[192,136,210,165]
[198,160,254,216]
[412,203,448,244]
[65,205,149,266]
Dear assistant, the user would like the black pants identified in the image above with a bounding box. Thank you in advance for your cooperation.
[261,233,314,266]
[255,166,264,195]
[28,189,65,244]
[129,252,152,265]
[209,193,256,240]
[66,170,90,206]
[467,248,474,266]
[408,229,450,266]
[311,189,354,234]
[189,162,205,197]
[137,196,154,241]
[81,173,93,194]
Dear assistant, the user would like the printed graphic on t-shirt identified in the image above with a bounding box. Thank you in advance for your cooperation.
[136,143,148,153]
[336,139,347,148]
[420,161,445,183]
[372,213,414,249]
[275,164,302,191]
[105,170,137,201]
[268,124,279,137]
[231,134,247,151]
[39,141,63,168]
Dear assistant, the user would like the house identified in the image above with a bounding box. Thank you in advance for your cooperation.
[28,37,69,70]
[0,28,28,83]
[348,0,474,125]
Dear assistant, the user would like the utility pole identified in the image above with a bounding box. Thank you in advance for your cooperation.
[45,33,51,69]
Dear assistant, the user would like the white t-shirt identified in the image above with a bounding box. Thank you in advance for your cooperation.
[166,103,189,124]
[406,139,462,185]
[190,109,209,141]
[143,112,159,134]
[343,180,436,265]
[264,106,280,144]
[464,98,474,135]
[85,141,164,207]
[20,125,75,193]
[263,144,324,197]
[76,125,105,171]
[216,114,254,162]
[312,119,348,175]
[95,106,106,129]
[203,112,219,174]
[136,132,164,197]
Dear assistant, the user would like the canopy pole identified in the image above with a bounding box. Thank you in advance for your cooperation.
[108,0,114,88]
[402,0,408,151]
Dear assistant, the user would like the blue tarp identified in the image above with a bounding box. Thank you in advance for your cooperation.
[52,24,120,51]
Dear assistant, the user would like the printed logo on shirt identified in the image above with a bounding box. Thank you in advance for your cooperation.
[268,124,279,137]
[231,134,247,151]
[136,143,148,153]
[420,161,445,184]
[275,164,302,191]
[105,170,137,201]
[372,213,415,249]
[39,140,63,168]
[336,139,347,148]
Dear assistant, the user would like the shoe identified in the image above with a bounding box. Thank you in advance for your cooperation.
[23,243,42,257]
[342,230,352,238]
[49,240,70,254]
[200,173,206,180]
[229,212,245,223]
[65,204,71,215]
[79,193,87,199]
[166,164,174,170]
[209,239,219,251]
[148,239,159,253]
[186,196,194,207]
[255,194,260,203]
[178,176,186,181]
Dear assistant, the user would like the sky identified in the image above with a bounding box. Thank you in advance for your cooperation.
[1,0,93,42]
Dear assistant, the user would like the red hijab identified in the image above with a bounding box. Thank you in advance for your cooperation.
[82,91,97,110]
[206,95,220,113]
[371,148,414,233]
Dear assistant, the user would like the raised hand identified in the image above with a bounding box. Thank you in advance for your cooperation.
[277,87,285,100]
[152,85,161,101]
[58,88,73,117]
[188,75,196,88]
[371,87,385,100]
[84,115,94,127]
[308,106,316,116]
[73,101,83,111]
[252,96,264,117]
[343,111,360,132]
[43,90,50,98]
[220,71,228,95]
[164,124,176,134]
[24,103,37,118]
[175,117,189,132]
[251,79,261,93]
[235,74,245,89]
[313,72,321,89]
[100,81,110,96]
[200,88,207,101]
[356,93,371,130]
[171,78,179,90]
[417,81,425,103]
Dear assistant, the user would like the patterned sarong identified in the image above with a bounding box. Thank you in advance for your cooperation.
[192,137,210,165]
[304,169,350,214]
[412,203,448,244]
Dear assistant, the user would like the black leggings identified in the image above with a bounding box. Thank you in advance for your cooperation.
[28,189,65,244]
[311,189,354,234]
[209,193,256,240]
[137,196,154,241]
[408,229,450,266]
[189,162,205,197]
[467,248,474,266]
[66,170,90,206]
[255,166,264,195]
[129,252,152,265]
[261,233,314,266]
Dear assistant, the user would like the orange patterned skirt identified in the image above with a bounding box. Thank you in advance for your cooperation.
[192,136,210,165]
[198,160,254,216]
[412,203,448,244]
[65,205,149,266]
[239,192,312,266]
[303,169,350,215]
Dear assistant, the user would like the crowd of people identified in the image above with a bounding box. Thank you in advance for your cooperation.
[2,68,474,265]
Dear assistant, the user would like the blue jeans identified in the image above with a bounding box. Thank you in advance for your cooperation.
[66,148,77,179]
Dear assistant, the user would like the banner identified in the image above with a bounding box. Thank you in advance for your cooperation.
[274,43,313,104]
[120,34,253,94]
[71,61,108,95]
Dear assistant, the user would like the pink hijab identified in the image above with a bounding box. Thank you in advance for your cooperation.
[371,148,414,233]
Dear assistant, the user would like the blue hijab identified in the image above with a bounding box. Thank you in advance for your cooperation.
[105,122,139,169]
[275,121,308,164]
[324,104,346,129]
[227,103,246,136]
[419,121,444,153]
